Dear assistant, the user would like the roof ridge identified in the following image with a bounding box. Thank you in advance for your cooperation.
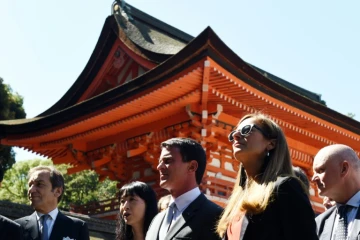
[113,0,193,43]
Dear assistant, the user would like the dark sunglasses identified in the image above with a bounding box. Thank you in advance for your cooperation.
[228,124,269,141]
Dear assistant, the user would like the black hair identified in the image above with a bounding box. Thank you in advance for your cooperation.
[161,138,206,185]
[116,181,158,240]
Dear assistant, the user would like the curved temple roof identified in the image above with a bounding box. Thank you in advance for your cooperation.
[40,0,325,118]
[1,0,359,138]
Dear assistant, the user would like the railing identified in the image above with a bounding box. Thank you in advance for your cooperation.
[70,197,120,215]
[201,176,233,199]
[70,177,234,215]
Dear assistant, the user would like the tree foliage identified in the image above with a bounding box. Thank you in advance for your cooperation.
[0,159,118,210]
[0,77,26,170]
[347,112,356,119]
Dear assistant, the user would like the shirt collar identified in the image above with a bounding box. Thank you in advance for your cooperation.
[335,190,360,209]
[346,191,360,208]
[36,208,59,221]
[172,187,201,212]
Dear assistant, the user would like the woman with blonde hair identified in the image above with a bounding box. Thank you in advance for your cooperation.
[217,113,317,240]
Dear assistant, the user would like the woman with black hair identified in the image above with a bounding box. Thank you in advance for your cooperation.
[116,181,158,240]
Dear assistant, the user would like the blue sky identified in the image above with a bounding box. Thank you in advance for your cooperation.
[0,0,359,161]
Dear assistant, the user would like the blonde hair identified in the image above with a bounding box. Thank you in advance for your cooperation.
[217,113,293,237]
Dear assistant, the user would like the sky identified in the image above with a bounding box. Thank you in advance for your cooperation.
[0,0,359,161]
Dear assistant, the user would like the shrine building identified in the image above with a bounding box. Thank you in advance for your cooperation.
[1,0,360,218]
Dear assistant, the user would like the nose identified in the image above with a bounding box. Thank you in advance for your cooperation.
[157,161,164,171]
[28,184,36,194]
[28,185,36,196]
[232,131,244,140]
[311,173,318,182]
[124,200,130,210]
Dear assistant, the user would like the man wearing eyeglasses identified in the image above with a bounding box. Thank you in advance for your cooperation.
[146,138,223,240]
[312,144,360,240]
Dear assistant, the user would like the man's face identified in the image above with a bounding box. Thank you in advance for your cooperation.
[157,146,190,192]
[312,155,342,199]
[28,170,61,214]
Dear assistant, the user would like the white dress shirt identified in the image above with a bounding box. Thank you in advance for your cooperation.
[170,187,201,223]
[331,191,360,240]
[159,187,201,240]
[36,208,59,238]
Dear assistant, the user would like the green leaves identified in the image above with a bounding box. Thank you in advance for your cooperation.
[0,159,117,210]
[0,77,26,170]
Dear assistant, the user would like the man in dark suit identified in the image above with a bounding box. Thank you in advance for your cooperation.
[0,166,23,240]
[146,138,223,240]
[16,166,89,240]
[312,144,360,240]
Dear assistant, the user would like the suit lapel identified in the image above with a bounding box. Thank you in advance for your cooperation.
[349,208,360,239]
[165,194,206,240]
[25,212,40,240]
[165,214,187,240]
[146,211,166,240]
[320,208,336,240]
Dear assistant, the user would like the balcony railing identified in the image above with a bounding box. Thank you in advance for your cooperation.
[70,197,120,215]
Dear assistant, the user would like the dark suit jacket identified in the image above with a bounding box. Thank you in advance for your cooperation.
[316,205,360,240]
[0,214,23,240]
[15,211,89,240]
[146,193,223,240]
[233,176,318,240]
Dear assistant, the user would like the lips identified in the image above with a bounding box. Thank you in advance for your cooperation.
[233,142,245,147]
[160,174,168,180]
[123,212,131,218]
[316,182,324,190]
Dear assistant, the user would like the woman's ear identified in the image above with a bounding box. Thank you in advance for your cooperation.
[267,139,276,151]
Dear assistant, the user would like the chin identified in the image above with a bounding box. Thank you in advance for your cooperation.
[232,153,243,162]
[125,220,133,226]
[318,189,327,196]
[159,181,168,188]
[160,183,173,192]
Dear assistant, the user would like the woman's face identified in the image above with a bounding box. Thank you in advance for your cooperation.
[120,193,146,226]
[231,118,272,163]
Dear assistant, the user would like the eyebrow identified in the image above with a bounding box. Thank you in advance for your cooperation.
[313,164,324,171]
[29,179,45,184]
[158,156,172,162]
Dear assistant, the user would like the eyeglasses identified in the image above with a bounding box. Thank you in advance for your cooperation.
[228,124,269,142]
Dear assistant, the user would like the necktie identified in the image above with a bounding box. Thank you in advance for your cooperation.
[159,202,177,240]
[41,214,50,240]
[335,205,349,240]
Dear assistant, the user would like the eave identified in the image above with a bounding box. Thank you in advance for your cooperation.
[1,27,360,154]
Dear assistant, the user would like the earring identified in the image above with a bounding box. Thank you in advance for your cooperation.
[267,151,270,157]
